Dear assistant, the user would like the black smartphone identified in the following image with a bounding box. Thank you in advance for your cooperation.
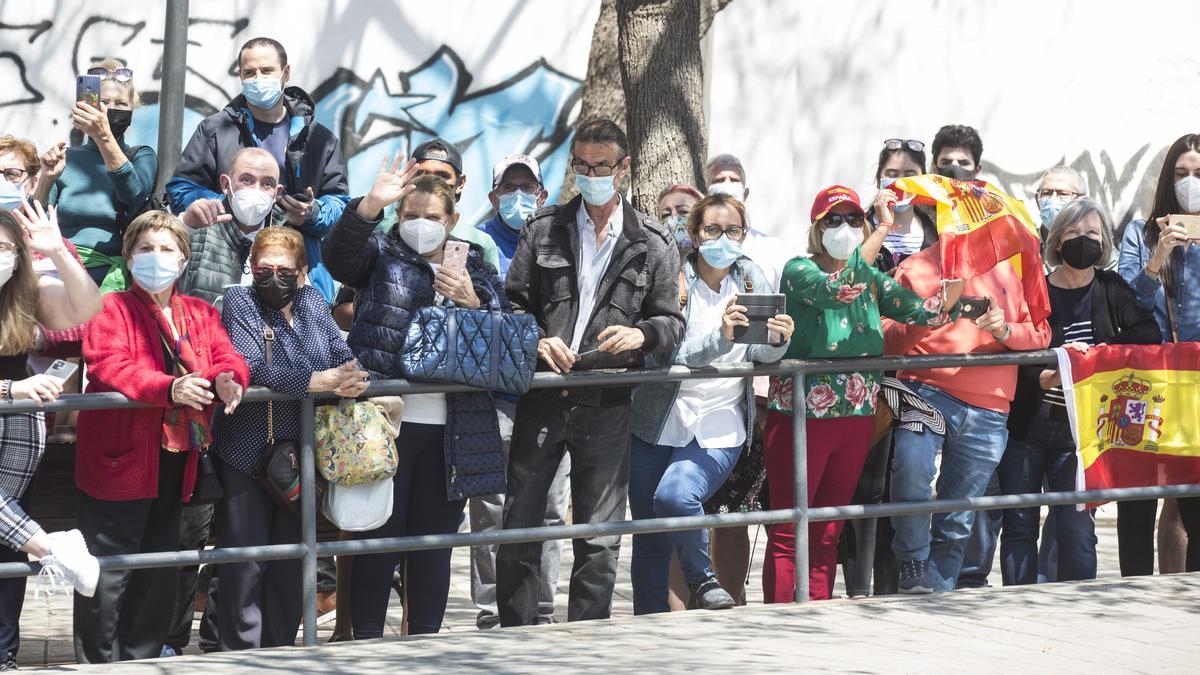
[733,293,786,345]
[958,295,990,320]
[290,192,313,203]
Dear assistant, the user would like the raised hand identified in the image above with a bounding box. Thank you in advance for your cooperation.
[12,201,66,256]
[358,153,419,220]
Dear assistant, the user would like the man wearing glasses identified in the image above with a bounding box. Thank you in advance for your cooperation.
[1033,165,1087,240]
[498,119,684,626]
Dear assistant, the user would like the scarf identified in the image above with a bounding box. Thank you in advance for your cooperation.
[133,285,212,453]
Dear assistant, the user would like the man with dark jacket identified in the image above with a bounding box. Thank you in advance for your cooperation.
[166,36,349,302]
[496,119,685,626]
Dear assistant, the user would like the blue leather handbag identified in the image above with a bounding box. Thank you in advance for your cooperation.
[398,298,540,395]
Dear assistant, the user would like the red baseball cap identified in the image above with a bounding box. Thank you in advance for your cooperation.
[810,185,864,222]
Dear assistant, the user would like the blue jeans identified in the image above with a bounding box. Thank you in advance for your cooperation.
[890,382,1009,592]
[629,436,742,614]
[998,410,1097,585]
[956,470,1002,588]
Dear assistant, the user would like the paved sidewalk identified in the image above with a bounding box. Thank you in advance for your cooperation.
[41,573,1200,673]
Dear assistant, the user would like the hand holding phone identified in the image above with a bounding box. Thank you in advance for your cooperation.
[75,75,101,108]
[1167,214,1200,241]
[958,295,990,320]
[44,359,79,383]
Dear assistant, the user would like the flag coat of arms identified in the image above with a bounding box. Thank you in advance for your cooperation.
[1057,343,1200,496]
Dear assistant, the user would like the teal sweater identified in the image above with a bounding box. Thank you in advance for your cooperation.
[50,140,158,257]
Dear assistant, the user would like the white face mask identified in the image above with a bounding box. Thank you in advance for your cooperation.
[1175,175,1200,214]
[398,218,448,255]
[707,181,746,202]
[0,251,16,289]
[229,187,276,226]
[821,223,865,261]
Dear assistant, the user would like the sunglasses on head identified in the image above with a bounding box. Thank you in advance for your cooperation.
[883,138,925,153]
[252,265,299,282]
[87,66,133,82]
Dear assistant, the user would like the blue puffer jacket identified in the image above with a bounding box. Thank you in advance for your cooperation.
[323,198,507,500]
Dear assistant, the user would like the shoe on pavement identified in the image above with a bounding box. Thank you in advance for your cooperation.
[0,651,15,671]
[38,530,99,598]
[898,558,934,595]
[687,576,735,610]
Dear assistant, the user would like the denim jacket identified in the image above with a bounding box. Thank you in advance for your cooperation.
[1118,219,1200,341]
[630,255,789,446]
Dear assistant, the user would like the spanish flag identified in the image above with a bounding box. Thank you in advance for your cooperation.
[892,174,1050,324]
[1058,343,1200,497]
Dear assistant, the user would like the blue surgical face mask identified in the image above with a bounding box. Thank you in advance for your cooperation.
[1039,196,1067,228]
[130,251,183,294]
[879,176,912,212]
[698,235,743,269]
[242,77,283,110]
[0,181,25,210]
[498,190,539,230]
[575,173,616,206]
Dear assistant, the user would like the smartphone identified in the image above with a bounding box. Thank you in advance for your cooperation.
[1167,214,1200,240]
[733,293,787,345]
[75,75,101,107]
[958,295,990,320]
[442,240,469,275]
[290,192,313,203]
[44,359,79,383]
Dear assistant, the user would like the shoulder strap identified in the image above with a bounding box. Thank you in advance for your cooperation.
[678,270,688,309]
[263,321,275,443]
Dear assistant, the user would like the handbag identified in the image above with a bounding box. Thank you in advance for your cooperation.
[399,296,539,395]
[191,449,225,504]
[314,398,400,486]
[253,324,324,514]
[322,478,394,531]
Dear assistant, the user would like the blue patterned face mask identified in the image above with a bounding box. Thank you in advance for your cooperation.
[698,235,743,268]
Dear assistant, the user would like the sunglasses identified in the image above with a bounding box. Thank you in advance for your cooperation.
[883,138,925,153]
[252,265,300,282]
[87,66,134,82]
[823,213,865,228]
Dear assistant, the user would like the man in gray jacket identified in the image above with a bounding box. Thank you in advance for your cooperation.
[497,119,685,626]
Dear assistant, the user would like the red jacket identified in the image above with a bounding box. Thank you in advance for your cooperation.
[76,290,250,502]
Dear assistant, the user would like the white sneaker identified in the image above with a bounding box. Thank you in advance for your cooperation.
[39,530,99,598]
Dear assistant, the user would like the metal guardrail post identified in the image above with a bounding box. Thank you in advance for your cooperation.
[156,0,189,193]
[300,397,318,647]
[792,366,810,603]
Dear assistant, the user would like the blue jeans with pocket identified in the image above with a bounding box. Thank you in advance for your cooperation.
[889,382,1009,592]
[629,436,742,614]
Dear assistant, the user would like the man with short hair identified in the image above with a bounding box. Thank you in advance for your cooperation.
[1033,165,1087,239]
[931,124,984,181]
[704,153,787,290]
[167,36,349,303]
[498,119,684,626]
[470,154,571,628]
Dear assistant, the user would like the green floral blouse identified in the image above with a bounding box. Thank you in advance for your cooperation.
[768,248,953,419]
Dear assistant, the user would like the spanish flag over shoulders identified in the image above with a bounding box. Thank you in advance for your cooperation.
[892,174,1050,324]
[1058,343,1200,496]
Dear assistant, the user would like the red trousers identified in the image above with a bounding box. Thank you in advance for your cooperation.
[762,411,873,602]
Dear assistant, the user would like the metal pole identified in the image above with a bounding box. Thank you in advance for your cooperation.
[792,367,810,603]
[300,397,318,647]
[155,0,189,197]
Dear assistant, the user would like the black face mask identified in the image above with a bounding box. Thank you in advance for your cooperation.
[107,108,132,138]
[1059,235,1103,270]
[253,272,298,310]
[935,164,975,181]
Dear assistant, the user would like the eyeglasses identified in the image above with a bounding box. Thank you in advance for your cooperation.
[700,225,746,240]
[87,66,133,82]
[1,169,28,182]
[823,213,865,228]
[571,157,625,177]
[252,265,299,282]
[1036,188,1082,200]
[495,182,541,196]
[883,138,925,153]
[0,242,18,254]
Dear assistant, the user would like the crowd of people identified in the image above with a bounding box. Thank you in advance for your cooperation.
[0,35,1197,667]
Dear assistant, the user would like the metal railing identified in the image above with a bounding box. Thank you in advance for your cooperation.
[2,348,1200,649]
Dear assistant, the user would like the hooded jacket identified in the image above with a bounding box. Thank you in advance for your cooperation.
[166,86,350,302]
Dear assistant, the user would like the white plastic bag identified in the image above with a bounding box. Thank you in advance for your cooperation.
[322,477,394,531]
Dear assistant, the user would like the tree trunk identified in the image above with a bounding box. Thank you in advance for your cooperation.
[617,0,708,215]
[559,0,627,204]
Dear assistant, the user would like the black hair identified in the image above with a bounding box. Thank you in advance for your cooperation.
[931,124,983,166]
[1142,133,1200,293]
[875,146,927,182]
[238,37,288,70]
[571,118,629,159]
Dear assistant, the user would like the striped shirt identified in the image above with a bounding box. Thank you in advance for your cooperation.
[1045,283,1095,409]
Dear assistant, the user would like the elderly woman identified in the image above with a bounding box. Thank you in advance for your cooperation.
[323,161,507,638]
[0,202,101,670]
[763,185,962,602]
[629,194,793,613]
[1003,199,1158,586]
[36,58,157,290]
[214,226,368,650]
[74,210,248,663]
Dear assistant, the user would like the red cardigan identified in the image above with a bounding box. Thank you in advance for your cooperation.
[76,290,250,503]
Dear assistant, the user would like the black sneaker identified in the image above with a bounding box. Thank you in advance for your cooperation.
[687,576,735,610]
[0,652,16,671]
[898,559,934,594]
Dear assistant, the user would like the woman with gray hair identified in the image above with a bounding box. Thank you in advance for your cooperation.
[1000,198,1160,585]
